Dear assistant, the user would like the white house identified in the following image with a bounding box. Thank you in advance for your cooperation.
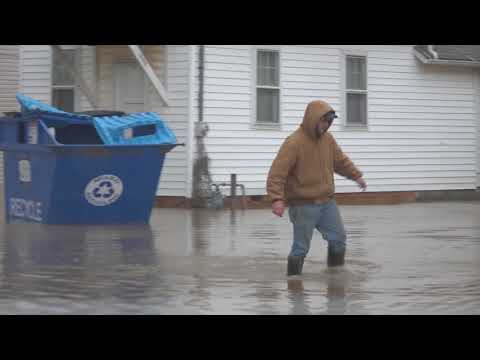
[12,45,480,204]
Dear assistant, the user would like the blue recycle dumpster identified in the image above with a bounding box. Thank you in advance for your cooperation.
[0,110,180,225]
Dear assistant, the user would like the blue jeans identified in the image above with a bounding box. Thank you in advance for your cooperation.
[288,199,346,258]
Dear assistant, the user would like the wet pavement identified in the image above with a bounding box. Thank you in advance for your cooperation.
[0,201,479,314]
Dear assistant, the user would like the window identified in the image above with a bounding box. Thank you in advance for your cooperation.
[52,48,76,112]
[256,50,280,124]
[345,55,367,126]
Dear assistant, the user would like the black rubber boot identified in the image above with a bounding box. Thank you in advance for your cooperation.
[327,248,345,267]
[287,255,305,276]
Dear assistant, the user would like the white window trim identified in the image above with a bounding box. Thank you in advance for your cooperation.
[341,49,369,130]
[51,46,80,112]
[251,45,282,130]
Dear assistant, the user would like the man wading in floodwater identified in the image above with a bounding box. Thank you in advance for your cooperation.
[266,100,367,276]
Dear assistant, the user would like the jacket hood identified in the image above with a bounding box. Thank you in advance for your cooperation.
[301,100,335,140]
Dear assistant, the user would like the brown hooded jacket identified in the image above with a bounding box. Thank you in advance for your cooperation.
[266,100,363,205]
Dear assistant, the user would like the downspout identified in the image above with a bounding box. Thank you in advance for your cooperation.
[198,45,205,123]
[192,45,213,207]
[427,45,439,59]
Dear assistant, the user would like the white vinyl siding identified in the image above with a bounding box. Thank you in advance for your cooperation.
[476,70,480,187]
[152,45,190,197]
[0,45,18,186]
[0,45,19,114]
[198,45,478,196]
[19,45,52,104]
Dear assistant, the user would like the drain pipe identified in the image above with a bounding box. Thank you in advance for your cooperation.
[198,45,205,123]
[196,45,207,135]
[192,45,212,207]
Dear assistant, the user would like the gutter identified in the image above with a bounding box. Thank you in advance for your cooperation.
[413,47,480,67]
[427,45,439,59]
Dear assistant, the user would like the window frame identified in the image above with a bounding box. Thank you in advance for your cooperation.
[51,45,79,112]
[251,46,282,129]
[342,50,369,129]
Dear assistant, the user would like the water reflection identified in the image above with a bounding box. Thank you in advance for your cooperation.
[287,278,311,315]
[324,269,349,315]
[2,225,88,299]
[191,209,213,255]
[286,268,352,315]
[1,224,158,311]
[0,202,479,314]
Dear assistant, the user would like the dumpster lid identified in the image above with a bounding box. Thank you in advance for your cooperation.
[16,92,69,114]
[12,93,180,146]
[93,112,177,145]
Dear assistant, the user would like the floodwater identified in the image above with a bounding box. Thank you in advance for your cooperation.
[0,201,479,314]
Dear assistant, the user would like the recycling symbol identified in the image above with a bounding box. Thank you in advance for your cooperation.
[85,175,123,206]
[93,181,115,199]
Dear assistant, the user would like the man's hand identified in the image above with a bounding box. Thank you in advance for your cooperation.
[272,200,286,217]
[355,177,367,191]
